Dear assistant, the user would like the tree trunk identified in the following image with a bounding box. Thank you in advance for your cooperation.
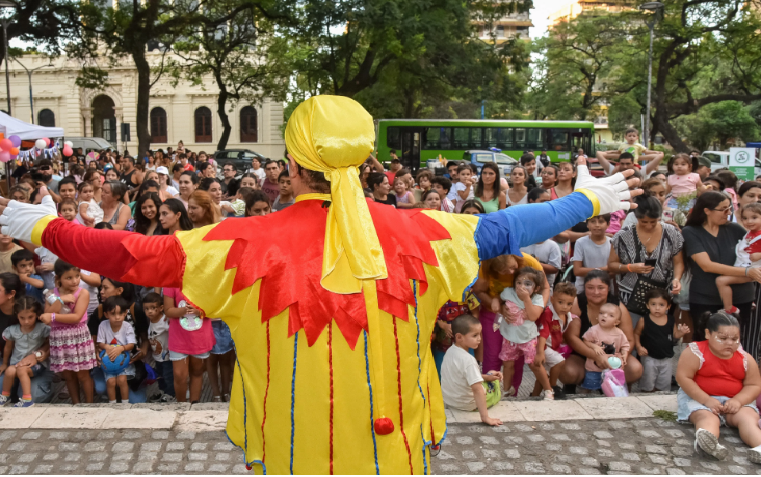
[132,48,151,157]
[654,110,689,153]
[216,85,231,151]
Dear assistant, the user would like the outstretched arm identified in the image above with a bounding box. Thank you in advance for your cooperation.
[475,159,640,261]
[0,188,184,288]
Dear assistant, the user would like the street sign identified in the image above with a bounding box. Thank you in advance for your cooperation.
[729,147,755,182]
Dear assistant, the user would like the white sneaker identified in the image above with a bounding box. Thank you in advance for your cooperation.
[541,389,555,401]
[748,447,761,464]
[695,428,728,460]
[503,386,516,397]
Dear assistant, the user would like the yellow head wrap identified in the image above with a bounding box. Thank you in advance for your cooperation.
[285,95,387,294]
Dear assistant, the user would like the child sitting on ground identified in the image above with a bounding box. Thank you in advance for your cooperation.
[533,282,577,399]
[97,296,136,404]
[11,249,44,304]
[0,297,49,407]
[580,303,630,393]
[440,314,503,426]
[634,289,690,392]
[430,177,455,213]
[717,202,761,315]
[496,267,551,399]
[144,292,174,401]
[675,312,761,462]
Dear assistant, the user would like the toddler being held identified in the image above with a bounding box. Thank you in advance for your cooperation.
[581,303,630,392]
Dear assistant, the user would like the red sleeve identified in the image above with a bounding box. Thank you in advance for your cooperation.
[41,218,185,288]
[537,308,551,339]
[748,238,761,254]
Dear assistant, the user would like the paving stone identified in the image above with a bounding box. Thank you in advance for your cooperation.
[523,462,544,473]
[569,446,588,455]
[213,442,235,451]
[167,442,185,451]
[455,436,473,445]
[8,465,28,474]
[546,443,562,451]
[176,431,196,440]
[527,434,545,442]
[608,421,632,429]
[109,462,130,474]
[191,442,208,451]
[513,424,533,432]
[461,450,477,460]
[6,444,24,452]
[665,429,685,438]
[162,453,183,462]
[152,431,170,440]
[639,466,664,474]
[504,436,524,444]
[577,467,601,474]
[649,455,669,465]
[132,462,154,473]
[139,452,158,462]
[673,458,691,467]
[598,440,611,447]
[492,462,514,471]
[671,446,693,457]
[639,430,661,438]
[185,462,205,472]
[701,462,722,471]
[479,435,499,445]
[540,423,555,430]
[598,448,615,457]
[123,431,143,439]
[42,453,58,461]
[729,466,749,475]
[581,457,599,467]
[734,456,752,465]
[594,430,614,439]
[216,453,231,461]
[85,463,104,472]
[440,464,461,472]
[622,452,641,461]
[553,433,570,441]
[560,423,581,430]
[208,464,230,472]
[619,442,636,450]
[141,441,162,452]
[554,455,573,463]
[726,436,743,444]
[504,448,520,459]
[112,453,133,461]
[89,452,108,462]
[21,432,41,440]
[84,441,105,452]
[551,463,571,474]
[465,462,485,472]
[188,452,208,461]
[111,441,134,453]
[646,444,668,455]
[0,432,16,440]
[158,464,179,473]
[607,462,631,472]
[97,431,115,440]
[64,453,81,462]
[16,453,36,463]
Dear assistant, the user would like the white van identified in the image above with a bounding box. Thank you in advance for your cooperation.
[66,137,114,154]
[703,150,761,178]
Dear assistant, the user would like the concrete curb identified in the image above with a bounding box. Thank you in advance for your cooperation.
[0,394,677,431]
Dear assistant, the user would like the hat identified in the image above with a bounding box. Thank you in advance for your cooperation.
[156,166,169,175]
[697,156,711,169]
[390,157,400,163]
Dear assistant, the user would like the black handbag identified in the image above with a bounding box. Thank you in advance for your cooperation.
[626,228,669,316]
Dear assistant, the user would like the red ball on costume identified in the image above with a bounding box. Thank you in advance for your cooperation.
[373,417,394,435]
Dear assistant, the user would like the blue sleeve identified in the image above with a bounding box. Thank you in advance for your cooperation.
[474,192,593,261]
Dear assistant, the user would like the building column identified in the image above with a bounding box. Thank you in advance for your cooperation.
[82,109,92,137]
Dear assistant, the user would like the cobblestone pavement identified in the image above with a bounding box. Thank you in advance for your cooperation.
[0,417,756,474]
[432,418,760,475]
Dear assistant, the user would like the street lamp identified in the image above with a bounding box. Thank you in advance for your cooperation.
[639,1,664,149]
[14,59,53,124]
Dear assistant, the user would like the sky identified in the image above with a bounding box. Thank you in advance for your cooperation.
[529,0,569,38]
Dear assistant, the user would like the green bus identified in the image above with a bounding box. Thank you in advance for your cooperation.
[375,119,596,173]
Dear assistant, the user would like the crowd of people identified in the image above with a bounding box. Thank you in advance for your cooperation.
[1,130,761,462]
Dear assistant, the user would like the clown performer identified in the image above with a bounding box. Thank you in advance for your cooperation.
[0,96,640,475]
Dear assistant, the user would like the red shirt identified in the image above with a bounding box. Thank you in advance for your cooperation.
[182,163,195,172]
[384,171,396,184]
[744,230,761,255]
[692,340,746,398]
[536,305,572,351]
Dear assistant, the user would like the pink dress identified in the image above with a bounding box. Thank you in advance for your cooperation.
[49,287,97,372]
[163,287,215,355]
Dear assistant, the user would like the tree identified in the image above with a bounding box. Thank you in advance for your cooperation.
[675,101,760,151]
[74,0,271,156]
[168,0,292,150]
[283,0,531,119]
[0,0,79,66]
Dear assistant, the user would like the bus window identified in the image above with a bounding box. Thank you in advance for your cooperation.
[471,128,483,149]
[483,128,498,149]
[453,128,470,149]
[549,129,571,151]
[515,128,526,150]
[483,128,511,149]
[387,127,401,150]
[423,127,451,150]
[527,129,544,150]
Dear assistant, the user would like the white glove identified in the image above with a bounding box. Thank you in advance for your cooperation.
[574,158,635,215]
[0,189,58,243]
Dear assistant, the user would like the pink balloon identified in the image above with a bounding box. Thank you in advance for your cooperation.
[63,145,73,157]
[0,139,11,151]
[0,152,10,163]
[43,138,51,147]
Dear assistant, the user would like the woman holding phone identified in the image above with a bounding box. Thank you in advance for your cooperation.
[608,194,685,330]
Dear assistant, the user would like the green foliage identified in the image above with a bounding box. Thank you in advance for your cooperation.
[652,410,677,422]
[674,101,760,151]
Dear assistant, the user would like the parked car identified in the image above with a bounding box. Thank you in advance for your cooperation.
[461,149,518,177]
[65,137,113,154]
[703,150,761,177]
[214,149,267,174]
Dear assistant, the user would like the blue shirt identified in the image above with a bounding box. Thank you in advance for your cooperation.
[25,274,44,304]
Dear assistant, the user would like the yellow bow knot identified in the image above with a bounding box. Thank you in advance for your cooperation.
[285,95,387,294]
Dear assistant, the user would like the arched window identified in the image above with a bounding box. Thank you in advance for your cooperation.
[150,107,167,143]
[38,109,55,127]
[194,106,212,143]
[240,106,258,142]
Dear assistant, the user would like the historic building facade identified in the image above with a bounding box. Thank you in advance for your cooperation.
[1,53,285,158]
